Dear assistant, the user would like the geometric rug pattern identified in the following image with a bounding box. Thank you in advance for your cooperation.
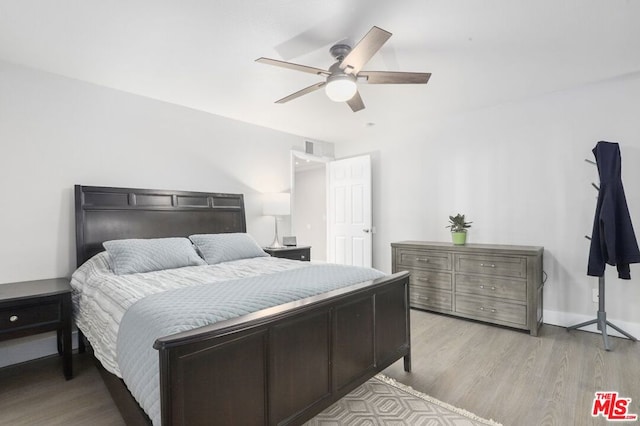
[305,374,502,426]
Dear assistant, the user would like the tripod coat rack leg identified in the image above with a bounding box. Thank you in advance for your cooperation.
[566,276,638,351]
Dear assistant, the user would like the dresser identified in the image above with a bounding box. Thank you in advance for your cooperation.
[391,241,543,336]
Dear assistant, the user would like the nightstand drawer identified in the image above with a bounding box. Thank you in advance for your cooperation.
[0,301,61,332]
[281,248,310,261]
[264,246,311,261]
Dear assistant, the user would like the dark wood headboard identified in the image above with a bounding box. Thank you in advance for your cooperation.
[74,185,247,267]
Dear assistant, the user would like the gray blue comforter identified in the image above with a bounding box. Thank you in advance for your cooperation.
[117,263,385,425]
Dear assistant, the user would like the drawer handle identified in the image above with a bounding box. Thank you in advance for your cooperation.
[479,307,497,313]
[10,315,19,322]
[300,255,306,259]
[480,263,496,268]
[416,257,429,262]
[416,277,430,283]
[479,285,497,291]
[418,296,430,301]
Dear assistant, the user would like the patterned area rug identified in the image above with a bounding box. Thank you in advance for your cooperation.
[305,374,502,426]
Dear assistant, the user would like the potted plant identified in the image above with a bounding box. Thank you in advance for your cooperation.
[446,214,472,245]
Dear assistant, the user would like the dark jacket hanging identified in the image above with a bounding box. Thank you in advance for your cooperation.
[587,141,640,279]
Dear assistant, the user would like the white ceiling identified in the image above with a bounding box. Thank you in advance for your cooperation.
[1,0,639,144]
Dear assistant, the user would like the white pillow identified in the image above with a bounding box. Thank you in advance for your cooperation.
[103,237,206,275]
[189,233,269,265]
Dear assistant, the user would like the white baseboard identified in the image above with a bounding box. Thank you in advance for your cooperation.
[544,309,640,340]
[0,331,79,369]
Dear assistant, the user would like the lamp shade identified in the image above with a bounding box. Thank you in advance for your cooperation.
[263,193,290,216]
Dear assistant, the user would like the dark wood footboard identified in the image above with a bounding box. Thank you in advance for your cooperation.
[154,271,411,426]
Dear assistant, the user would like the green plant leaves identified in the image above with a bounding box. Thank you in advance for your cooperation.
[446,213,472,232]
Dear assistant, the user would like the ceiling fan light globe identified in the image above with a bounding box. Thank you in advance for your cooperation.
[325,77,357,102]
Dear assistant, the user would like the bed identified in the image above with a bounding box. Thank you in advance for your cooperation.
[73,184,411,425]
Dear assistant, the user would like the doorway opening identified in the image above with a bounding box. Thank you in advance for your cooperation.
[290,150,329,261]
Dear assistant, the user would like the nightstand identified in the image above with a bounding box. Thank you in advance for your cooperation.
[0,278,73,379]
[264,246,311,261]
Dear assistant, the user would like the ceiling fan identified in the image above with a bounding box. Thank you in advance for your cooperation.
[256,26,431,112]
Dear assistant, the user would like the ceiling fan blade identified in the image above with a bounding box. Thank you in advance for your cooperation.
[359,71,431,84]
[275,82,326,104]
[346,91,365,112]
[340,26,392,75]
[256,57,330,76]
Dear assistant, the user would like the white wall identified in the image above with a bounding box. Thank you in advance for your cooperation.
[0,60,299,366]
[336,73,640,337]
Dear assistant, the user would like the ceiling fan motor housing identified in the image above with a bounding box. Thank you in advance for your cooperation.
[329,44,352,61]
[327,62,356,81]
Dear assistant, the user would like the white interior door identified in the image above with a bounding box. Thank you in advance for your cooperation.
[327,155,372,267]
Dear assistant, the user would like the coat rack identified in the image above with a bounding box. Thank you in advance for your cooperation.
[566,158,638,351]
[567,275,637,351]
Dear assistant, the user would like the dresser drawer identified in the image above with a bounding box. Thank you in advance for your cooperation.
[397,250,451,271]
[410,270,452,291]
[455,294,526,326]
[455,254,526,278]
[410,287,452,312]
[0,301,61,332]
[455,274,526,302]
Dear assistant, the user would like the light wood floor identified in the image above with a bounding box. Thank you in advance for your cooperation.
[1,309,638,426]
[0,352,124,426]
[384,310,640,426]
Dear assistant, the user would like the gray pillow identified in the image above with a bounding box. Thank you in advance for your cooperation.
[103,237,206,275]
[189,233,269,265]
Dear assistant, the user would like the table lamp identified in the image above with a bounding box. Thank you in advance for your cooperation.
[263,193,290,249]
